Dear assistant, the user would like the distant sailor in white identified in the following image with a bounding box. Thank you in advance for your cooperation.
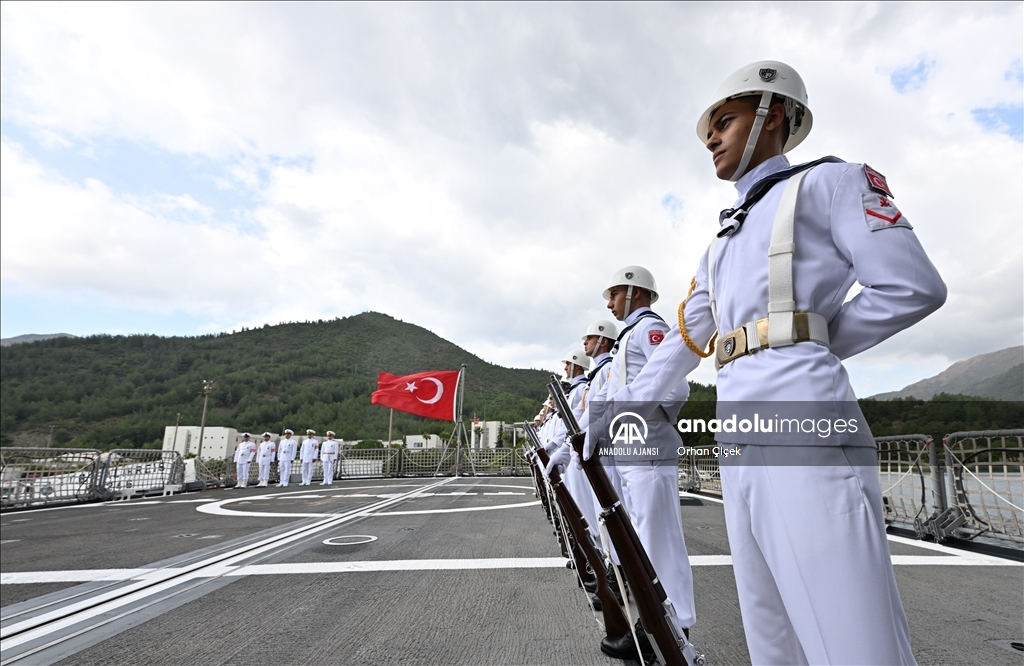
[613,61,945,665]
[232,433,256,488]
[320,431,339,485]
[255,433,276,487]
[277,429,298,487]
[299,429,320,486]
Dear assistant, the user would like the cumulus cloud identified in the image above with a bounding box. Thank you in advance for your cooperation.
[1,3,1021,394]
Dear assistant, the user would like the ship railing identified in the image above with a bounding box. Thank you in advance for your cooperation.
[0,448,105,509]
[677,451,722,495]
[935,430,1023,545]
[97,449,185,500]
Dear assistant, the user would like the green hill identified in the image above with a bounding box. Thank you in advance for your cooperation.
[0,312,552,450]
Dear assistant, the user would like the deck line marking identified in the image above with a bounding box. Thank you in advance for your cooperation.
[371,500,541,516]
[6,551,1017,586]
[0,479,455,650]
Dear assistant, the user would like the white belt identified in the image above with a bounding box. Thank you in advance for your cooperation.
[715,312,830,369]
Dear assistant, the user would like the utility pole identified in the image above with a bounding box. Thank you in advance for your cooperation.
[47,425,56,448]
[172,413,181,454]
[197,380,215,459]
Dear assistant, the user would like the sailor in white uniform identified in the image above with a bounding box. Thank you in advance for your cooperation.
[545,348,591,465]
[276,429,297,487]
[612,61,946,665]
[575,320,618,547]
[320,431,340,485]
[255,433,276,487]
[581,266,696,659]
[545,342,605,543]
[232,433,256,488]
[299,430,320,486]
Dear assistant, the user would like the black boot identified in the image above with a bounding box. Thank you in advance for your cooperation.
[599,619,654,662]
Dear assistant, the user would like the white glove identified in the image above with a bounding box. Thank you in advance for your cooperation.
[545,443,571,476]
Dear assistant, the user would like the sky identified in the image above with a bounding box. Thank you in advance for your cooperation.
[1,2,1022,396]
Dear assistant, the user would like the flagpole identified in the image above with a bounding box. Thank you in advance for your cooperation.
[388,408,393,447]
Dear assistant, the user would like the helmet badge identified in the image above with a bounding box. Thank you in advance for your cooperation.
[624,271,634,279]
[759,68,778,82]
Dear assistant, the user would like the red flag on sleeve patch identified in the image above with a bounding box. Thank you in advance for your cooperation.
[648,330,665,344]
[862,193,912,232]
[863,164,893,198]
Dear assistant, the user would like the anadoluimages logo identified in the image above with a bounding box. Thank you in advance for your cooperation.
[609,411,648,445]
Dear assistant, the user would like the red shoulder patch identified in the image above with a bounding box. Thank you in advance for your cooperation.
[648,330,665,345]
[864,164,893,198]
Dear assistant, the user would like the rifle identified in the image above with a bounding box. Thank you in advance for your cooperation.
[524,422,630,638]
[522,433,554,524]
[547,376,704,666]
[522,424,573,561]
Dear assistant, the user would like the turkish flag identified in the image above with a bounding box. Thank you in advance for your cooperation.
[370,370,461,421]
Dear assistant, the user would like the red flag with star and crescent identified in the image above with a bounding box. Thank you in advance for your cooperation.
[370,370,461,421]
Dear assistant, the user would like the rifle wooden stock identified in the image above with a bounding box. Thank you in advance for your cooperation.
[527,452,554,523]
[547,463,630,637]
[569,434,687,666]
[532,444,584,570]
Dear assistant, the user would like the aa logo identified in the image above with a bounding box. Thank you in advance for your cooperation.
[609,412,648,445]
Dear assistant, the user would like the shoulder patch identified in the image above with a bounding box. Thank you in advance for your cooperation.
[863,164,893,198]
[648,330,665,345]
[862,193,912,231]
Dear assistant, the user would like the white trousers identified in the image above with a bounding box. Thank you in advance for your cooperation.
[301,461,314,485]
[322,459,335,483]
[721,445,916,666]
[236,462,250,486]
[563,455,601,544]
[278,460,293,485]
[618,460,696,629]
[258,460,271,482]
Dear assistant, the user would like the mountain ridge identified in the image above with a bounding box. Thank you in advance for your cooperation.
[871,346,1023,401]
[0,312,551,449]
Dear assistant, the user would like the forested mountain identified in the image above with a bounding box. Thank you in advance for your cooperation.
[1,313,554,449]
[2,312,1020,452]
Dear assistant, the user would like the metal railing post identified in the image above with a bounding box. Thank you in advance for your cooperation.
[927,436,948,515]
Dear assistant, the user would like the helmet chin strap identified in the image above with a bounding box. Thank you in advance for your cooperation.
[729,90,774,182]
[624,285,634,319]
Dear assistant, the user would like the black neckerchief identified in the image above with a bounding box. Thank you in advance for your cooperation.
[718,156,845,237]
[586,355,613,383]
[610,310,666,355]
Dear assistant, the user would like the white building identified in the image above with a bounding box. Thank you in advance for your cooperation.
[405,434,443,449]
[470,420,504,449]
[163,426,240,460]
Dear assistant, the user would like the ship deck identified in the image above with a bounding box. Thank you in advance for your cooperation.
[1,477,1022,665]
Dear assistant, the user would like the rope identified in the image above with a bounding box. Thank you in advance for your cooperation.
[678,277,716,358]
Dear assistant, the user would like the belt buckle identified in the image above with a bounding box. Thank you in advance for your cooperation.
[716,326,748,367]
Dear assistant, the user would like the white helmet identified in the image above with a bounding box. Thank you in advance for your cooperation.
[602,265,658,318]
[696,61,813,181]
[583,319,618,341]
[561,348,592,371]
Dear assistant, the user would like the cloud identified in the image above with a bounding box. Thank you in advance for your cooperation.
[1,3,1022,396]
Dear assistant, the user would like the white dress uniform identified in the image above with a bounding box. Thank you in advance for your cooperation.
[580,306,696,631]
[616,155,946,664]
[233,440,256,487]
[277,437,297,487]
[549,370,607,548]
[299,437,320,485]
[256,439,276,486]
[320,439,339,485]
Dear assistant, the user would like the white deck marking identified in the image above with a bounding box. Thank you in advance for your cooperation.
[0,479,455,649]
[5,551,1016,585]
[371,500,541,516]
